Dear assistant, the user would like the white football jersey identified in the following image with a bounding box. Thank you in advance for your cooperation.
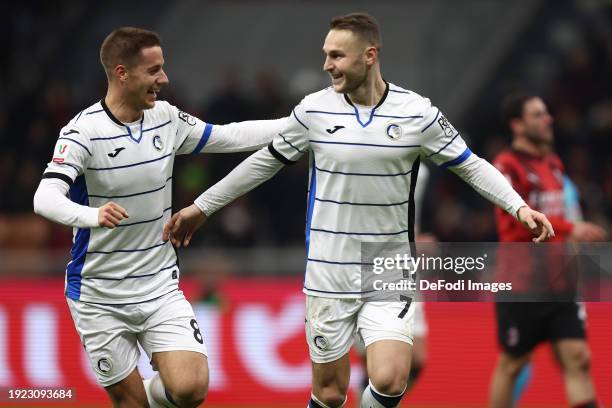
[44,99,279,304]
[269,83,471,298]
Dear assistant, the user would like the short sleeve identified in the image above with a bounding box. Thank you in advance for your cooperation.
[43,124,92,185]
[169,104,209,155]
[419,101,471,168]
[268,102,310,164]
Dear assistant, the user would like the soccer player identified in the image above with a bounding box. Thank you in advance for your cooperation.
[489,92,606,408]
[33,27,285,408]
[164,14,554,408]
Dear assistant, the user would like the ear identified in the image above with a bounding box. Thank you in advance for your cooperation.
[113,64,128,83]
[364,46,378,66]
[509,118,523,134]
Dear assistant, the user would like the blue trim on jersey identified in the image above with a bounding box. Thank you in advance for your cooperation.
[303,286,375,295]
[352,104,376,128]
[89,177,172,199]
[75,110,84,123]
[85,109,104,115]
[310,140,420,149]
[88,152,172,171]
[125,115,145,143]
[315,165,413,177]
[440,147,472,169]
[307,258,373,266]
[278,133,304,154]
[115,206,171,227]
[389,89,411,94]
[310,227,409,236]
[57,137,92,156]
[83,262,177,281]
[315,197,409,207]
[87,241,167,255]
[421,109,440,132]
[66,175,90,300]
[192,123,213,154]
[142,120,171,133]
[427,132,461,160]
[305,159,317,256]
[293,109,309,130]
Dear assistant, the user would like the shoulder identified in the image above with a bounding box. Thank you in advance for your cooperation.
[547,152,565,171]
[59,101,106,138]
[386,83,433,115]
[493,149,522,171]
[300,87,340,109]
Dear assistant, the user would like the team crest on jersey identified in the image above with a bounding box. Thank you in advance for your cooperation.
[313,335,329,350]
[153,135,163,151]
[96,357,113,374]
[178,110,196,126]
[437,115,456,137]
[386,123,403,140]
[52,143,69,163]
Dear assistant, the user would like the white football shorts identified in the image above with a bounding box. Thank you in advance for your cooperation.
[305,295,414,364]
[67,289,207,387]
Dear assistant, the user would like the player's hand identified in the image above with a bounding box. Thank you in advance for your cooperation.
[570,221,607,242]
[98,202,129,228]
[517,206,555,243]
[162,204,207,248]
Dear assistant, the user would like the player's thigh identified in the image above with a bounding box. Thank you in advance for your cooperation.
[152,350,209,400]
[105,367,148,408]
[359,300,414,391]
[305,295,360,365]
[553,339,591,372]
[139,291,209,396]
[67,298,142,389]
[311,353,351,402]
[495,302,544,357]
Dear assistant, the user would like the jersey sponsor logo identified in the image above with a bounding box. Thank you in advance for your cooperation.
[153,135,163,151]
[62,129,80,136]
[313,335,328,350]
[96,357,113,374]
[325,125,345,134]
[107,147,126,158]
[437,115,456,137]
[386,123,403,140]
[178,110,196,126]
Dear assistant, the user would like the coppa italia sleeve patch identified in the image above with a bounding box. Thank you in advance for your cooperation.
[52,143,69,163]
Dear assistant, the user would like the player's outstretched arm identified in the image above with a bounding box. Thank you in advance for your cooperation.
[449,154,555,242]
[34,178,128,228]
[516,206,555,243]
[202,117,289,153]
[163,145,285,247]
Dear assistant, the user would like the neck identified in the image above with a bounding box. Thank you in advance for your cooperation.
[105,86,142,123]
[346,69,386,106]
[512,137,546,158]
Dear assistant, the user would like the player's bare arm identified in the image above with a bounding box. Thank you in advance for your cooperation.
[162,204,207,248]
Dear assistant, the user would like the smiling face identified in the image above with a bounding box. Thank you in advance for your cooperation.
[322,29,373,94]
[122,46,169,110]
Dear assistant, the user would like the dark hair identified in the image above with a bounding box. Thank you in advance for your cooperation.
[501,91,538,129]
[329,13,382,49]
[100,27,161,78]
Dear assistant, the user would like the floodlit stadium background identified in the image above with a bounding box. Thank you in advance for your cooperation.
[1,0,611,406]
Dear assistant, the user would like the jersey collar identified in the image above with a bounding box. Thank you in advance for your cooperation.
[100,98,146,143]
[343,80,389,128]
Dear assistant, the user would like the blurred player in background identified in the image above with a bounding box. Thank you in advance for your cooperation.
[33,27,284,408]
[164,14,554,408]
[489,92,607,408]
